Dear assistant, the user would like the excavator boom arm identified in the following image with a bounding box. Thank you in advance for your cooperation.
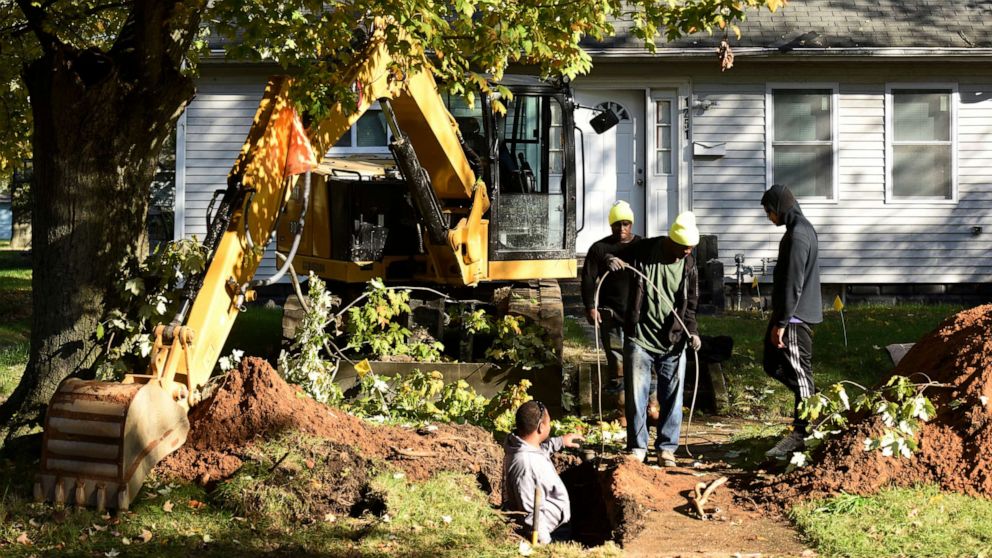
[36,21,486,510]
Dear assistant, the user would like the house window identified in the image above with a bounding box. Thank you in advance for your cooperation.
[768,87,837,200]
[887,87,956,201]
[655,99,673,175]
[331,109,389,152]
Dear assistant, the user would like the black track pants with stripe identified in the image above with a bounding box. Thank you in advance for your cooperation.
[763,321,815,432]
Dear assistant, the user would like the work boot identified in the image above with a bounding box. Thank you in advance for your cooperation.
[765,430,805,459]
[657,449,677,468]
[628,448,647,463]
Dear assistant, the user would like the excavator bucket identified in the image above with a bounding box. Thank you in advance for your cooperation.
[35,379,189,510]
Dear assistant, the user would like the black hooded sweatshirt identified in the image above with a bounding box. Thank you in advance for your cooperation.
[761,184,823,327]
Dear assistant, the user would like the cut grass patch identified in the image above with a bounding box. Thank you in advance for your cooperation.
[790,485,992,558]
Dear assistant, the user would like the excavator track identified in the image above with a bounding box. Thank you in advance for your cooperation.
[504,279,565,362]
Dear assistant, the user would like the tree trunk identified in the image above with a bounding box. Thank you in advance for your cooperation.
[0,6,197,442]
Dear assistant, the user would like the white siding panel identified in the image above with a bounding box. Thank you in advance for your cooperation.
[183,75,282,280]
[687,73,992,284]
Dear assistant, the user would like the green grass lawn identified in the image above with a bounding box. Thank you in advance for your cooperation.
[0,251,984,558]
[698,304,961,420]
[791,485,992,558]
[0,243,30,400]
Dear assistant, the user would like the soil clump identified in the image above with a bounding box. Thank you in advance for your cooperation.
[158,357,504,502]
[759,304,992,506]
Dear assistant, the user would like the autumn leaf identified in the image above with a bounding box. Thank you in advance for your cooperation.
[163,500,174,513]
[140,529,153,543]
[188,499,207,509]
[15,532,31,545]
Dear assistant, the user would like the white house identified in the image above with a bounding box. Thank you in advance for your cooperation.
[174,1,992,299]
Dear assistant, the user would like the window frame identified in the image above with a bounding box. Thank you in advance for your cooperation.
[765,83,840,204]
[884,83,958,204]
[326,101,391,155]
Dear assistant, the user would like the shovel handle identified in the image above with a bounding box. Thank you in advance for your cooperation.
[531,484,542,545]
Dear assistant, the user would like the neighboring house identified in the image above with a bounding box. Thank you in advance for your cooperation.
[175,1,992,300]
[0,195,11,242]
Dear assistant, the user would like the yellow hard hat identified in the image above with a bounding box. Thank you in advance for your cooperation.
[608,200,635,225]
[669,211,700,247]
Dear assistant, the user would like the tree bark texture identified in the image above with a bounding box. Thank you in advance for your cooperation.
[0,1,202,443]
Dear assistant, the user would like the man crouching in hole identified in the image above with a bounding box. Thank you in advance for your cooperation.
[502,400,584,544]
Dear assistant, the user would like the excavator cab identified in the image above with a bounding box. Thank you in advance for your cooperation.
[487,78,575,261]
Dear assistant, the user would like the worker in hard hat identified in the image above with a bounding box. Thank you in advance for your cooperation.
[502,400,584,544]
[581,200,648,426]
[607,211,702,467]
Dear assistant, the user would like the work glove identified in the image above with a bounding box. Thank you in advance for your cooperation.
[606,256,627,272]
[689,334,702,351]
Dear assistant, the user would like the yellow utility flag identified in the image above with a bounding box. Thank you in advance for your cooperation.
[833,295,845,312]
[354,359,372,378]
[751,276,759,288]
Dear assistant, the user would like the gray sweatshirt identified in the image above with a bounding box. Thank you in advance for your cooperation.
[502,433,570,544]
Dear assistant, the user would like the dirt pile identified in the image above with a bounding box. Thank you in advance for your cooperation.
[158,357,504,501]
[763,304,992,505]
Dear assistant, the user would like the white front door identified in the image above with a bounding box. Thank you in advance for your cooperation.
[574,90,646,252]
[646,90,682,238]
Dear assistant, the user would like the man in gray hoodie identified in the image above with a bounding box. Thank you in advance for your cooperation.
[502,400,584,544]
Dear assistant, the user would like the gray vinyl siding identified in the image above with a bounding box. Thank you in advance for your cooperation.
[686,63,992,284]
[179,68,280,280]
[0,201,11,241]
[181,61,992,286]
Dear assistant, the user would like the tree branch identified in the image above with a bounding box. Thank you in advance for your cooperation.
[14,0,61,53]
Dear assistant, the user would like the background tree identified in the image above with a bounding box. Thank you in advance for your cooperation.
[0,0,787,443]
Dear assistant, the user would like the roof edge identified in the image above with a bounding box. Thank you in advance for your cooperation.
[587,46,992,61]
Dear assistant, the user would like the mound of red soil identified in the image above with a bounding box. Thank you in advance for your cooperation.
[762,304,992,505]
[158,357,504,501]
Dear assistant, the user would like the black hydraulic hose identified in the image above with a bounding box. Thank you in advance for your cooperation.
[252,170,311,288]
[170,180,244,326]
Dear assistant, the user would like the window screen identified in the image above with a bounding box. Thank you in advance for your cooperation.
[772,89,834,198]
[891,90,953,199]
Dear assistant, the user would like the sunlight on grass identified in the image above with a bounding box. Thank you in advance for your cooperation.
[791,485,992,558]
[0,345,27,398]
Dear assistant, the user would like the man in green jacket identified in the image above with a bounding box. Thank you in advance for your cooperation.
[609,212,701,466]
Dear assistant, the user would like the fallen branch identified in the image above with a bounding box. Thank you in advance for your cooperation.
[689,476,728,519]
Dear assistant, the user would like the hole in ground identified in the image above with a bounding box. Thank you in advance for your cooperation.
[560,459,619,547]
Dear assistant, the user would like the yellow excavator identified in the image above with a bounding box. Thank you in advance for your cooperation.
[35,21,609,510]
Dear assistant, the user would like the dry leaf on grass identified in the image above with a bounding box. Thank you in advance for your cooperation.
[163,500,174,513]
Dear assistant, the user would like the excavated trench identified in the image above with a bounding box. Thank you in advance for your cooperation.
[559,459,637,546]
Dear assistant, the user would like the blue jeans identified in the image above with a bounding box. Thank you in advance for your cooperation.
[624,341,686,452]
